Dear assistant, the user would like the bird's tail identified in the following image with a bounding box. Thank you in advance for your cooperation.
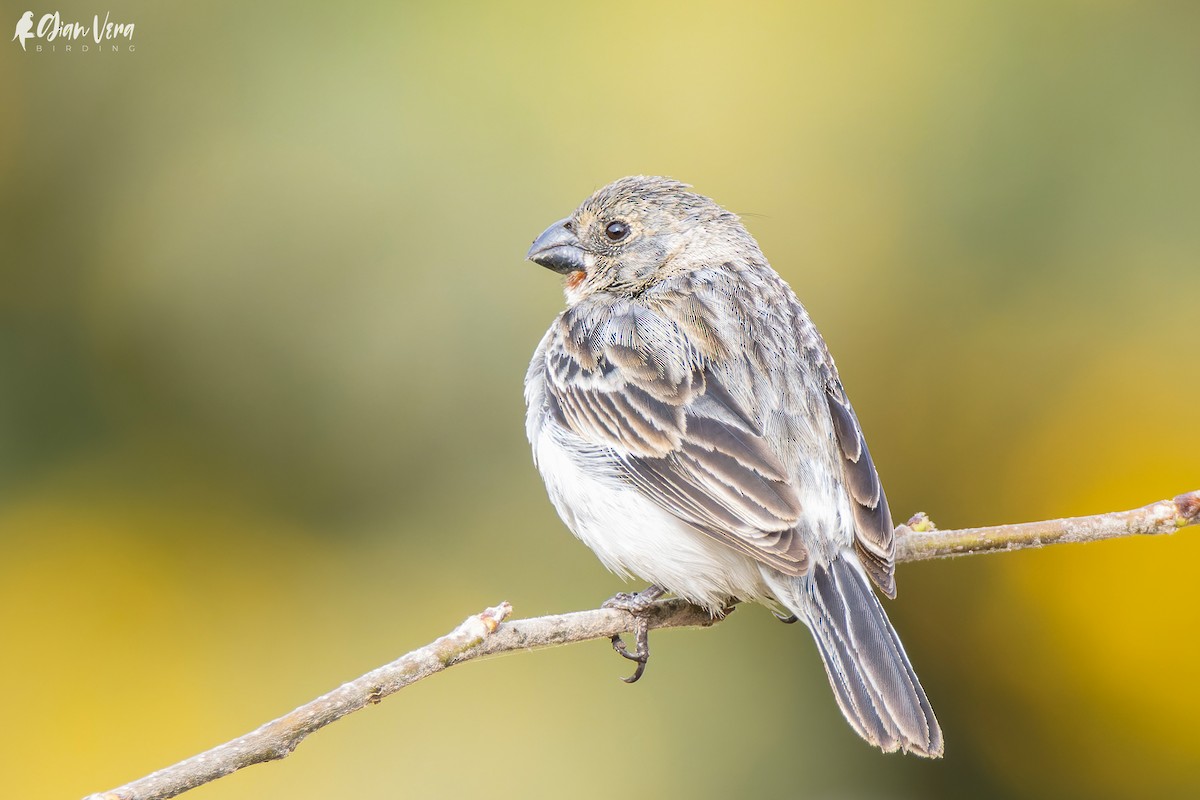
[766,556,943,757]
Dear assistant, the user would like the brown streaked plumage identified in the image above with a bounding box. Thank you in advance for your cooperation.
[523,176,941,757]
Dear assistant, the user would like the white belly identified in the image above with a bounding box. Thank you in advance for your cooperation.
[533,429,771,613]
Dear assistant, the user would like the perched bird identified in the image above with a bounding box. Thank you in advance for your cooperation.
[13,11,35,51]
[523,176,942,757]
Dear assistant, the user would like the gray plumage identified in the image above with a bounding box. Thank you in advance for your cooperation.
[523,176,942,757]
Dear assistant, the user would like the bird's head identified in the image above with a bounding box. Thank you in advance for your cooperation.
[526,176,754,303]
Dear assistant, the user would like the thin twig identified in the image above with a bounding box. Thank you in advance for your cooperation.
[896,490,1199,562]
[85,489,1198,800]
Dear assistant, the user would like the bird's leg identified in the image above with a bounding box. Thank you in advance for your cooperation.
[602,585,665,684]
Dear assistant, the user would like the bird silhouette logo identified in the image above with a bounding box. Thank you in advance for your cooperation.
[12,11,34,50]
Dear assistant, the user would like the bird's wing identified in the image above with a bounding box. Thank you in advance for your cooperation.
[541,303,810,576]
[824,378,896,597]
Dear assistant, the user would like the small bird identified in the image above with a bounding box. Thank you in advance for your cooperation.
[523,176,942,757]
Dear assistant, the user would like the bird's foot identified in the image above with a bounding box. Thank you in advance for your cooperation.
[602,585,666,615]
[602,585,665,684]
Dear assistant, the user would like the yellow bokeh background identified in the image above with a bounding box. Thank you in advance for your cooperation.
[2,2,1197,798]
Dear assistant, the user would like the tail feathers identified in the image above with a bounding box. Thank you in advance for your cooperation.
[778,557,943,757]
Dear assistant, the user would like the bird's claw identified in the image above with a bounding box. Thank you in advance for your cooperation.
[602,585,664,683]
[773,611,799,624]
[601,585,665,615]
[609,616,651,683]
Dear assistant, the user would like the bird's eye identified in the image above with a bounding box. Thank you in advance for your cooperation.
[604,220,630,242]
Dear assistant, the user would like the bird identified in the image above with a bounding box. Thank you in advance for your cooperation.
[13,11,35,51]
[522,176,942,757]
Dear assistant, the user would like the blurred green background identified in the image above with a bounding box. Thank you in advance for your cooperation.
[3,1,1198,798]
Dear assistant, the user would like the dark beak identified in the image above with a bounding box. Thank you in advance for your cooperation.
[526,217,587,274]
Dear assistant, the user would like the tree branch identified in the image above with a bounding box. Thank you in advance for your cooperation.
[85,489,1198,800]
[896,490,1199,561]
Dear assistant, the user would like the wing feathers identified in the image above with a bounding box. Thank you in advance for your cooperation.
[544,296,898,592]
[542,301,809,574]
[826,386,896,597]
